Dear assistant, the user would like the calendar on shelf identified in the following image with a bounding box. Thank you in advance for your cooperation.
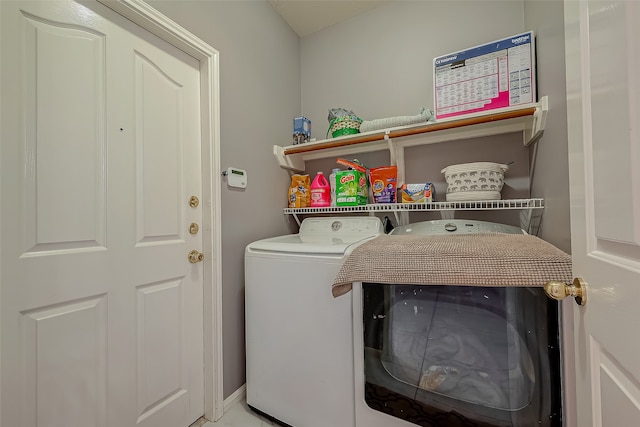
[433,31,536,121]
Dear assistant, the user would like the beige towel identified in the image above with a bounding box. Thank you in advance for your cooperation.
[332,233,572,297]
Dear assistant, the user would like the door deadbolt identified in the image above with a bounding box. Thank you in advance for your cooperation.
[189,223,199,234]
[188,250,204,263]
[189,196,199,208]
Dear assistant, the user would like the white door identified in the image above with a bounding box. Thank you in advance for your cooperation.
[564,0,640,425]
[0,1,204,426]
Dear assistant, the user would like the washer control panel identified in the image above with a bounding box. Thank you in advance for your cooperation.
[391,219,525,236]
[300,217,384,243]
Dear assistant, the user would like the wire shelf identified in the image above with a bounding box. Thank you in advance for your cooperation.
[283,198,544,215]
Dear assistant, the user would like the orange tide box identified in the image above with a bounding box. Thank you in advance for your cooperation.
[400,183,435,203]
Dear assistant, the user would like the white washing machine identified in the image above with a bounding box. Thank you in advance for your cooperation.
[245,216,384,427]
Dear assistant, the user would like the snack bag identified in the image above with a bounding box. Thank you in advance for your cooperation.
[288,174,310,208]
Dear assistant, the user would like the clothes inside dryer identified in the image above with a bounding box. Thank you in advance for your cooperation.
[361,283,561,427]
[382,285,535,410]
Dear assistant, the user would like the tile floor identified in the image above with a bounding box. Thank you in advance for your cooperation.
[203,399,277,427]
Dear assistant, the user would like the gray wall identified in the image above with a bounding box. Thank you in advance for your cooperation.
[149,0,572,402]
[301,1,526,136]
[301,0,571,250]
[301,1,531,231]
[524,2,574,425]
[146,0,300,398]
[303,2,574,420]
[524,0,571,253]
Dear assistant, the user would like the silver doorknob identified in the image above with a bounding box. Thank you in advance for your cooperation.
[188,250,204,263]
[543,277,586,306]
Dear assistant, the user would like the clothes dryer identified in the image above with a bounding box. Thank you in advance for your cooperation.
[245,216,383,427]
[352,220,562,427]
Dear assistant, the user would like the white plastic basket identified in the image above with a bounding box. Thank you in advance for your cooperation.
[441,162,509,201]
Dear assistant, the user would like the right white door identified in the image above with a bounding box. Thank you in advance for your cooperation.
[564,1,640,425]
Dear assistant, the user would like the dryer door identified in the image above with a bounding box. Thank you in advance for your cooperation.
[353,283,562,427]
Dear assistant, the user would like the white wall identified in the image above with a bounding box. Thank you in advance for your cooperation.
[147,0,300,398]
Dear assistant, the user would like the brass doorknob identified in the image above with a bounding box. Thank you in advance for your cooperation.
[188,250,204,263]
[543,277,586,306]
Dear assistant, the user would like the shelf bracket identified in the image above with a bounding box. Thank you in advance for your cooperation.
[439,211,455,220]
[385,132,395,165]
[274,145,305,173]
[385,132,404,184]
[392,211,401,227]
[521,204,543,235]
[524,96,548,146]
[386,133,409,225]
[291,212,302,227]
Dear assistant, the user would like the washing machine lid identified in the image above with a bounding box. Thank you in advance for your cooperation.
[247,217,384,255]
[247,234,358,255]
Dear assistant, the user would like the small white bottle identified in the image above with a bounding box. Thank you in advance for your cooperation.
[330,168,340,207]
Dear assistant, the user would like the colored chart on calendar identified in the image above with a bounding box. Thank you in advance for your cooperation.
[433,31,536,121]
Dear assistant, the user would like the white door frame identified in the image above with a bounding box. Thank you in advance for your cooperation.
[96,0,224,421]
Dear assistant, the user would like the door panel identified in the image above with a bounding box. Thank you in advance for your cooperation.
[587,0,640,245]
[135,53,183,243]
[136,279,185,422]
[23,296,108,427]
[565,0,640,425]
[597,346,640,426]
[23,13,107,253]
[1,1,204,426]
